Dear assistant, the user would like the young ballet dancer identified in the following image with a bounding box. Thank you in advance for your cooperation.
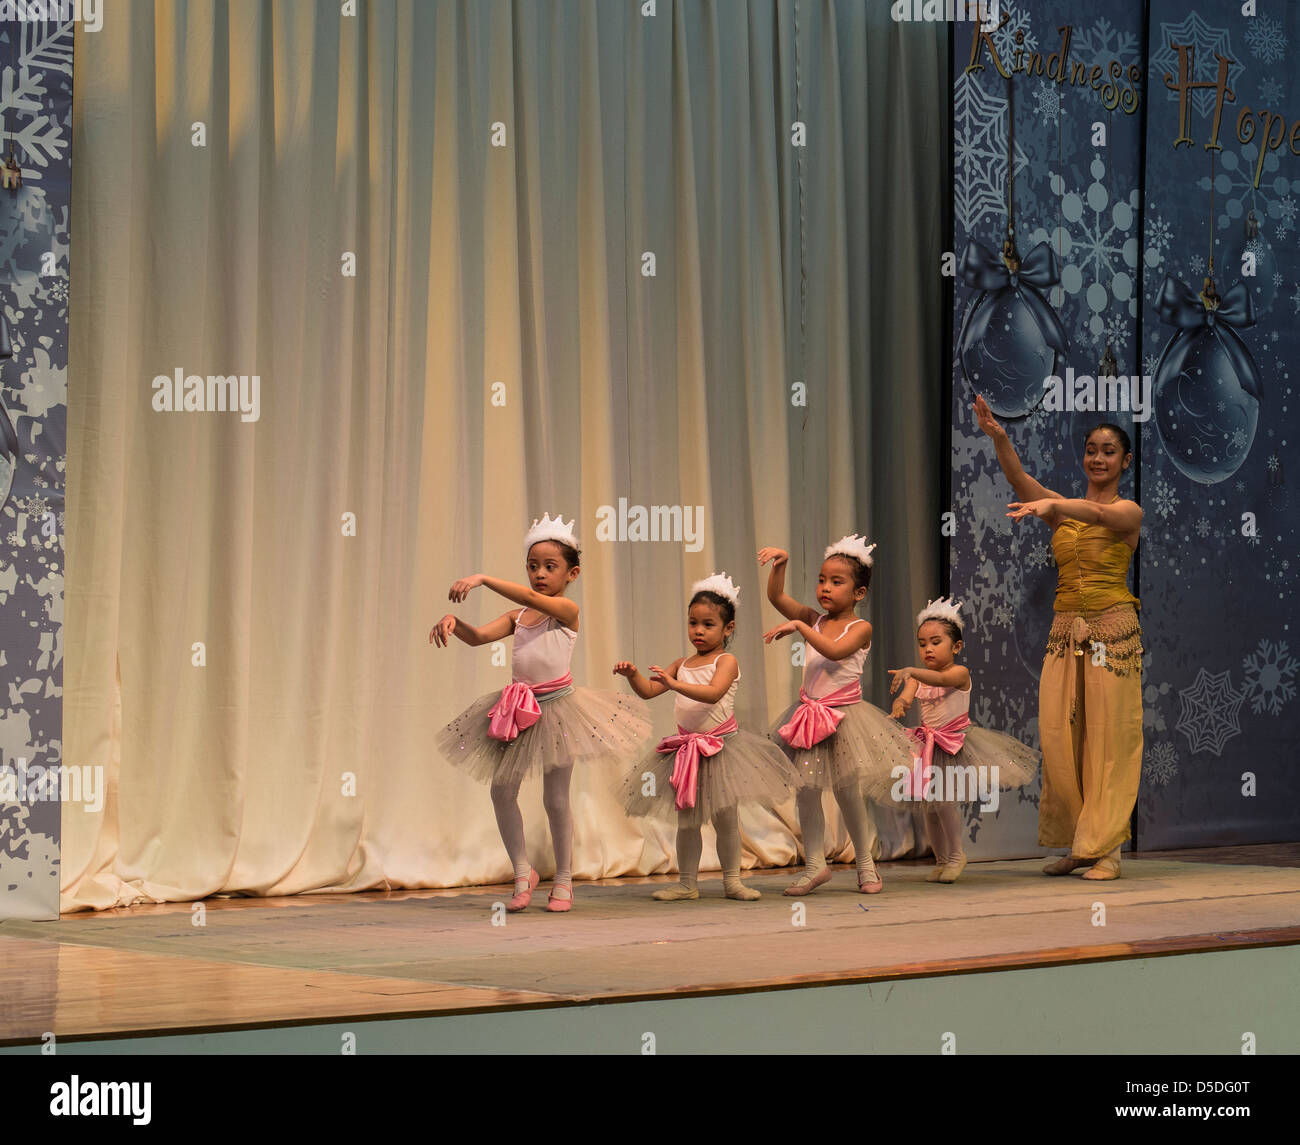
[887,597,1039,883]
[759,537,917,896]
[431,514,651,913]
[616,573,793,902]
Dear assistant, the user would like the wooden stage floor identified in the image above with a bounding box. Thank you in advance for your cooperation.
[2,844,1299,1047]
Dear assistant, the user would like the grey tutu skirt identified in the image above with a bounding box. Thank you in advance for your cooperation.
[437,686,652,786]
[770,699,918,800]
[621,728,797,829]
[883,725,1040,809]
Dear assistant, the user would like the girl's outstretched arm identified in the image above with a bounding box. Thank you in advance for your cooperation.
[448,574,579,629]
[766,617,872,661]
[758,547,818,625]
[430,610,516,648]
[651,653,739,704]
[888,663,971,692]
[890,677,921,720]
[613,659,676,700]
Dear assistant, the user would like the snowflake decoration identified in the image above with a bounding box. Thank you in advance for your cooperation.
[1276,196,1297,237]
[990,2,1038,61]
[1268,454,1280,472]
[953,74,1031,233]
[1152,479,1179,518]
[1235,479,1246,493]
[1024,544,1051,570]
[1274,274,1284,290]
[1147,215,1172,256]
[1072,16,1141,70]
[1241,640,1298,716]
[1259,76,1286,105]
[1143,352,1160,376]
[1028,155,1152,335]
[1245,14,1287,63]
[1203,143,1297,232]
[1176,668,1245,755]
[1143,741,1179,786]
[1189,253,1206,275]
[1194,517,1211,538]
[1151,16,1246,119]
[1031,81,1061,125]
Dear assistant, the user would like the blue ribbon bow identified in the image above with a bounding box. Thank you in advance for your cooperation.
[959,238,1069,355]
[1154,274,1260,400]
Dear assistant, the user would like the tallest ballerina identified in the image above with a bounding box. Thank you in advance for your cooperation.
[974,395,1144,881]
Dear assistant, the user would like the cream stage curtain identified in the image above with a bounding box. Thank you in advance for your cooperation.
[63,0,949,911]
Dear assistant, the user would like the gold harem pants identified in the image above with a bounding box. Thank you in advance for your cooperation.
[1037,603,1143,859]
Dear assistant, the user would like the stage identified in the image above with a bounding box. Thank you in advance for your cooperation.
[2,845,1298,1054]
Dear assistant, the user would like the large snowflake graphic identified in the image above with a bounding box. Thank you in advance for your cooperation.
[954,73,1030,233]
[1149,15,1246,120]
[1240,640,1298,716]
[989,1,1037,62]
[1202,143,1299,232]
[1026,154,1155,337]
[1176,668,1245,756]
[1071,16,1141,69]
[1245,14,1287,63]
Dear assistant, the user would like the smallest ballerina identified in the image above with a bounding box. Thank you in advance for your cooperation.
[616,573,792,901]
[887,597,1039,884]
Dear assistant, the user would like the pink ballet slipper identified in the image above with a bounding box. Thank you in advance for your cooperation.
[783,866,833,896]
[507,868,540,912]
[859,874,884,894]
[546,882,574,913]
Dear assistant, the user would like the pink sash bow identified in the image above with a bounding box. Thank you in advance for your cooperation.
[487,673,574,742]
[777,682,862,749]
[657,715,738,811]
[903,714,971,798]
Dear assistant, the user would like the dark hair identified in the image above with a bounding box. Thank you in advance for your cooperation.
[917,617,962,644]
[1084,423,1132,463]
[689,590,736,626]
[824,553,871,593]
[528,539,581,570]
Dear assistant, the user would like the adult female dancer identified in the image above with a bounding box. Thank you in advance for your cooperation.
[973,394,1143,881]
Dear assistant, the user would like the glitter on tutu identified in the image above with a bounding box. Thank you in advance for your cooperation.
[769,699,918,799]
[437,685,652,786]
[621,727,797,829]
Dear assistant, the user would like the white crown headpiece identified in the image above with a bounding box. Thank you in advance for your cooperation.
[824,534,877,568]
[691,571,740,606]
[523,512,579,555]
[916,595,965,631]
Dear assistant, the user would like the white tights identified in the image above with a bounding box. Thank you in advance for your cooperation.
[490,766,573,893]
[795,785,880,884]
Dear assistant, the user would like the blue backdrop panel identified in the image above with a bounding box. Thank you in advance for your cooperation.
[0,16,73,921]
[1138,0,1300,847]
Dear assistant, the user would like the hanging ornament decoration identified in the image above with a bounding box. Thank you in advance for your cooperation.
[1100,339,1118,380]
[958,233,1069,417]
[1151,271,1260,485]
[0,138,19,193]
[1221,209,1277,318]
[956,77,1068,418]
[1152,150,1262,487]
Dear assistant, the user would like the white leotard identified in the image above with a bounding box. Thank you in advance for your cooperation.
[673,653,738,732]
[916,681,971,729]
[801,614,868,698]
[511,608,577,685]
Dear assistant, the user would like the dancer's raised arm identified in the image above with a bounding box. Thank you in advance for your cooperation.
[973,394,1062,504]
